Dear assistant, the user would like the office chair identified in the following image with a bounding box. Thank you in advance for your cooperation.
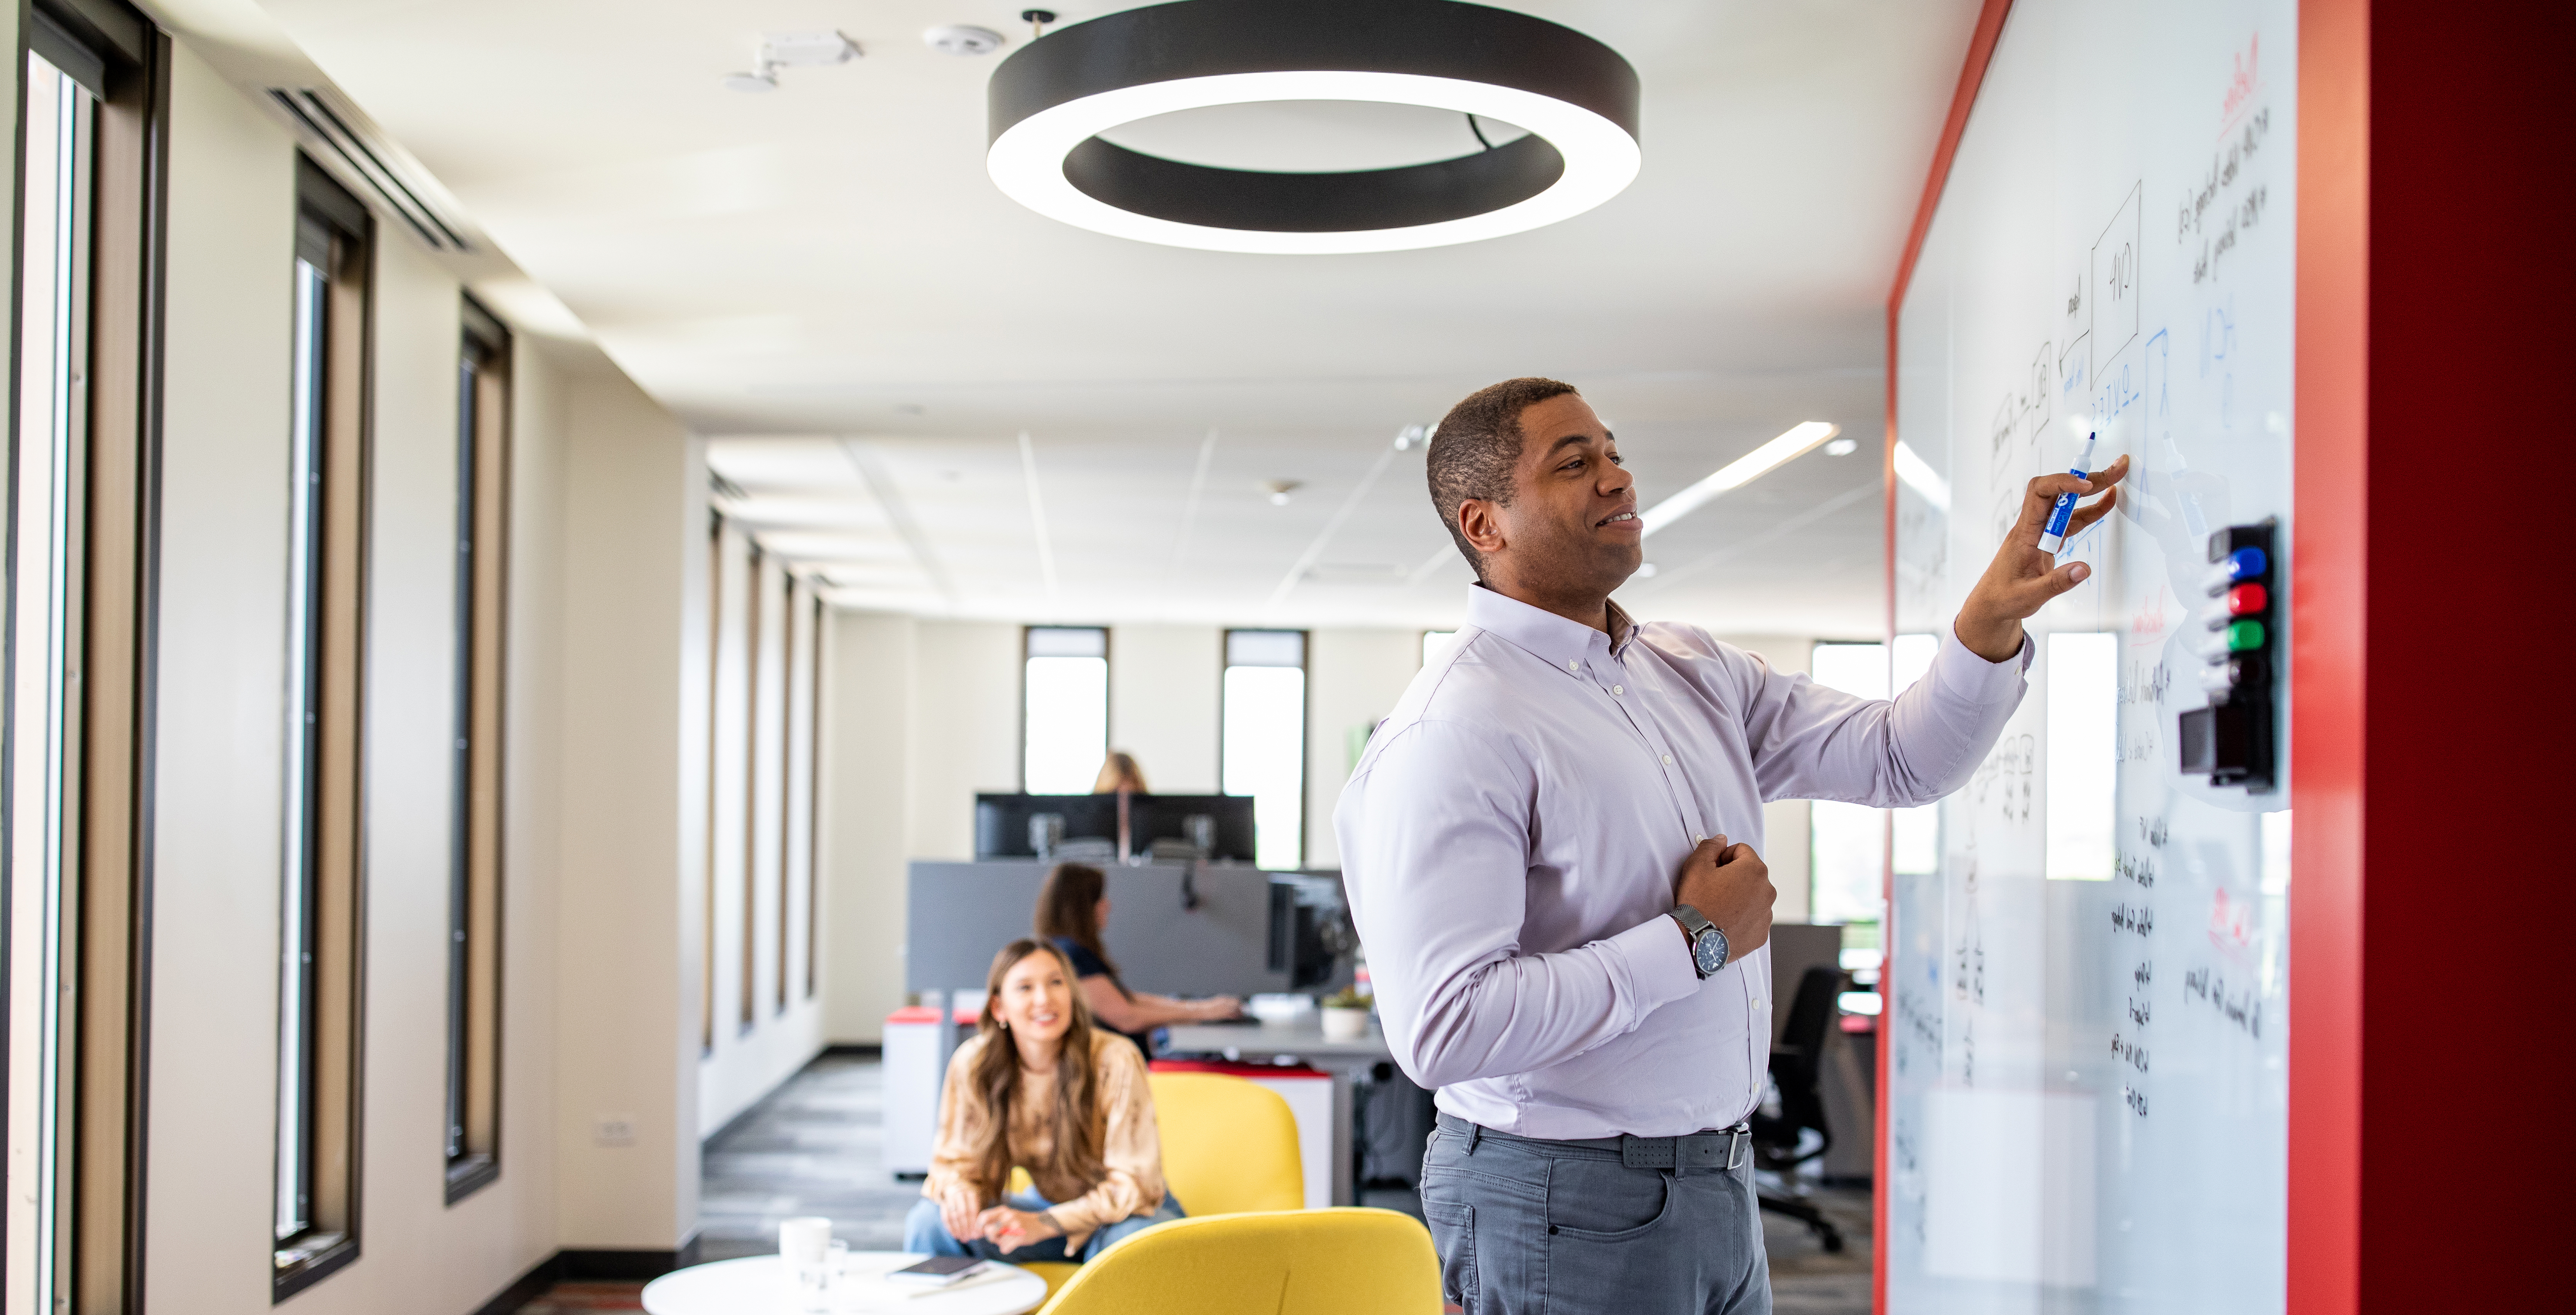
[1750,964,1846,1253]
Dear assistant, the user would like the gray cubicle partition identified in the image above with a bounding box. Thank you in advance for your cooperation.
[905,859,1333,999]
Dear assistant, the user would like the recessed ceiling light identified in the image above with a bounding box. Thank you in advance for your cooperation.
[986,0,1641,254]
[925,25,1005,56]
[1265,479,1304,506]
[1824,437,1858,457]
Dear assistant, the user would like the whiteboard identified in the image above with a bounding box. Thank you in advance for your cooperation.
[1887,1,2293,1311]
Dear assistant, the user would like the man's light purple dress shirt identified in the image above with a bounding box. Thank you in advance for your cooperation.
[1334,585,2031,1139]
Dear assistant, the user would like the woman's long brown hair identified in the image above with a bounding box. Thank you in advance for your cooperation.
[964,939,1106,1200]
[1033,863,1131,1001]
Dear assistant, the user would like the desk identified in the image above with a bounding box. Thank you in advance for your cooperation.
[641,1253,1047,1315]
[1162,1019,1397,1207]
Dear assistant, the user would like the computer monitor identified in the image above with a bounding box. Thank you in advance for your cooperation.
[973,793,1259,863]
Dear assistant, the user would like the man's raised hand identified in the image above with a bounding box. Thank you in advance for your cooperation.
[1954,455,2131,661]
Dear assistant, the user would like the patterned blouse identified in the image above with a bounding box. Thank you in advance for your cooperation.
[922,1028,1166,1250]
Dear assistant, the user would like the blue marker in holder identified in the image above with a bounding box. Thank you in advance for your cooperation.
[2037,432,2099,554]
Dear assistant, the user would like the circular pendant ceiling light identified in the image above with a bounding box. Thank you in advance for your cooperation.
[986,0,1641,255]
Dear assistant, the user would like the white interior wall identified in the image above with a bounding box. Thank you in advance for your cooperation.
[695,540,829,1137]
[818,621,1428,1040]
[822,612,918,1042]
[1107,625,1220,794]
[144,44,607,1313]
[903,621,1025,861]
[1304,629,1425,871]
[551,366,704,1251]
[144,46,300,1309]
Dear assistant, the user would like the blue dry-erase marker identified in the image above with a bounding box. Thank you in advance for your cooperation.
[2037,432,2098,554]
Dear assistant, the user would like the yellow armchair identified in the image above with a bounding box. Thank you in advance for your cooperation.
[1036,1208,1442,1315]
[1013,1070,1307,1301]
[1145,1071,1304,1215]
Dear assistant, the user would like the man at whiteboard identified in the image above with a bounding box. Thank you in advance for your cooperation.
[1337,378,2124,1315]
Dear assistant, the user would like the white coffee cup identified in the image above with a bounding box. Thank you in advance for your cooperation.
[779,1216,833,1268]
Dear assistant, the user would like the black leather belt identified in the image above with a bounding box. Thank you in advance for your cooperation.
[1436,1112,1751,1170]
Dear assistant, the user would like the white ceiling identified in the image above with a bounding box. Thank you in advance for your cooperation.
[232,0,1981,636]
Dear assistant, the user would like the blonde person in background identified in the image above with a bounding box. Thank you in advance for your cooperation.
[1091,751,1149,795]
[905,939,1184,1263]
[1035,863,1242,1058]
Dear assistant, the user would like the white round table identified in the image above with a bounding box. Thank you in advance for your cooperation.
[640,1253,1050,1315]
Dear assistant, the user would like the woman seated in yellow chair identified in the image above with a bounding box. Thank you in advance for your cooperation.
[904,938,1184,1264]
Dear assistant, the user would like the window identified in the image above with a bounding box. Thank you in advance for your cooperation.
[1222,630,1307,871]
[276,158,371,1294]
[775,572,795,1015]
[1889,634,1941,874]
[701,512,722,1054]
[1809,642,1888,925]
[7,39,97,1313]
[741,542,763,1033]
[444,299,510,1201]
[2044,632,2118,880]
[799,587,825,1000]
[7,9,162,1307]
[1023,627,1109,794]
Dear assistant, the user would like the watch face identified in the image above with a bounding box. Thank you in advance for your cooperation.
[1693,930,1727,975]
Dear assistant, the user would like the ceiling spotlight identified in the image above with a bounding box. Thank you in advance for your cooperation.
[1393,423,1430,451]
[724,30,859,91]
[925,25,1005,56]
[1824,437,1858,456]
[1265,479,1304,506]
[986,0,1641,254]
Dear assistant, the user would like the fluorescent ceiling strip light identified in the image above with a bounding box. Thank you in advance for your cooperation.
[1638,422,1840,537]
[1892,440,1951,512]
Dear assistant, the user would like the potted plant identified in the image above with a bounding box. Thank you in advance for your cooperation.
[1320,985,1373,1041]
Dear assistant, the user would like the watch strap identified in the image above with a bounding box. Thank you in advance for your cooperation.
[1671,903,1714,938]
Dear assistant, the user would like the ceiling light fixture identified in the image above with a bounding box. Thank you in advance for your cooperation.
[1824,437,1858,456]
[985,0,1641,254]
[1638,422,1842,537]
[925,25,1005,57]
[725,31,860,93]
[1265,479,1304,506]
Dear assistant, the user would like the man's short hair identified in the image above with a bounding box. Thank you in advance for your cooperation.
[1426,377,1580,577]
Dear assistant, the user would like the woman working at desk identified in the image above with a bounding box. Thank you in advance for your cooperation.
[905,939,1184,1262]
[1035,863,1241,1056]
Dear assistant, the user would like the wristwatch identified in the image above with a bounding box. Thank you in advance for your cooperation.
[1671,905,1731,979]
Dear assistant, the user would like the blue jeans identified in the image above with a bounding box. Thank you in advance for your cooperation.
[902,1189,1184,1264]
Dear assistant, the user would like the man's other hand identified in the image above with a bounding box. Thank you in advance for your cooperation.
[1955,455,2131,661]
[1674,835,1774,962]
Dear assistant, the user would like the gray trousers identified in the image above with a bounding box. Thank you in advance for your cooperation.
[1419,1114,1770,1315]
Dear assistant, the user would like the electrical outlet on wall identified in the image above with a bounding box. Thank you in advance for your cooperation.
[594,1114,637,1147]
